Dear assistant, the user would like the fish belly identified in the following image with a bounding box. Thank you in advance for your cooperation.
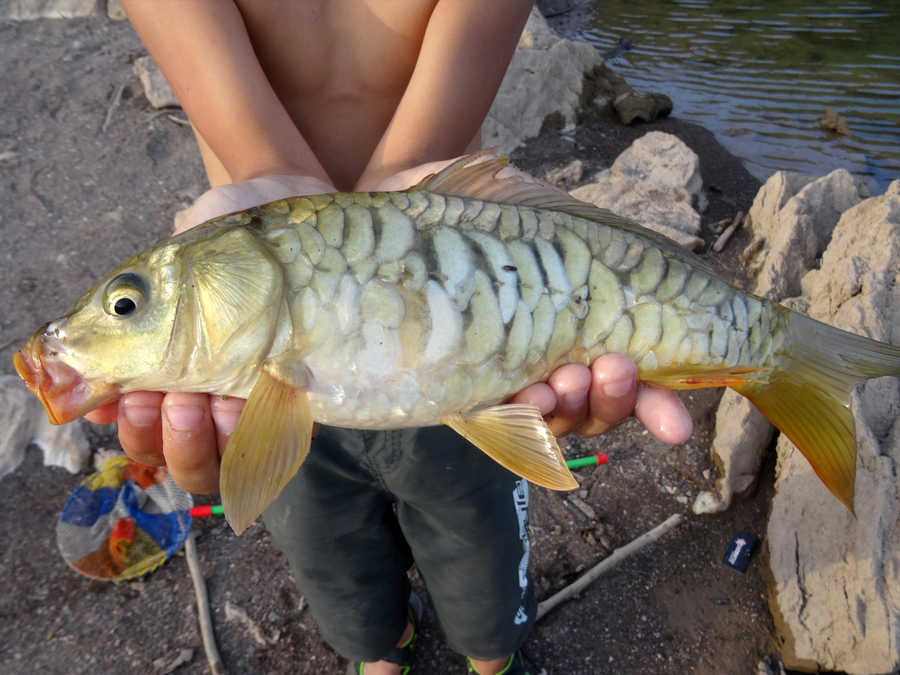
[246,191,783,427]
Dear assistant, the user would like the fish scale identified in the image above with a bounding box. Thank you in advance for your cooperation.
[254,188,782,428]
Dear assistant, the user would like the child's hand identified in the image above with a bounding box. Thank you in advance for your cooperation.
[510,355,693,444]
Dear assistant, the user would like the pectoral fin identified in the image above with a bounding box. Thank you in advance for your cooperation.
[443,404,577,490]
[220,367,313,534]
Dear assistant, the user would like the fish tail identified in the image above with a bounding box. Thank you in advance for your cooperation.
[735,311,900,512]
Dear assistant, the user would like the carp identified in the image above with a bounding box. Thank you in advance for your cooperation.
[14,155,900,533]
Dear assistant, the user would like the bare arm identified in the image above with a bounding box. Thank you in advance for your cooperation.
[356,0,533,189]
[120,0,331,185]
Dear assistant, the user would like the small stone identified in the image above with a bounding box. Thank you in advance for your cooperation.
[566,495,597,520]
[133,55,179,109]
[107,0,127,20]
[817,107,851,136]
[545,159,583,188]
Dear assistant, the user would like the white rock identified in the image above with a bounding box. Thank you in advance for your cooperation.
[693,390,775,514]
[742,169,868,300]
[107,0,127,21]
[570,133,705,251]
[610,131,703,204]
[0,375,91,479]
[767,180,900,674]
[5,0,97,19]
[483,8,601,154]
[133,55,179,109]
[545,159,583,188]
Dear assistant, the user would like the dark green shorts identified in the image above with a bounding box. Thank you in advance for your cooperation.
[263,425,536,662]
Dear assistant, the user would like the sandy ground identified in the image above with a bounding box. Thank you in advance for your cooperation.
[0,15,779,675]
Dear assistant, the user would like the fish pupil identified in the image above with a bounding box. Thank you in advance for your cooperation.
[114,297,136,316]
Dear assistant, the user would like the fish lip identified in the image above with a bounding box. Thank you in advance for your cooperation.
[13,337,119,424]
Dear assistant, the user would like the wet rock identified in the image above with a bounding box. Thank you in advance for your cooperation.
[133,55,179,109]
[817,107,851,136]
[570,132,704,251]
[613,91,673,125]
[484,8,601,154]
[5,0,97,19]
[0,375,91,479]
[768,180,900,674]
[536,0,574,17]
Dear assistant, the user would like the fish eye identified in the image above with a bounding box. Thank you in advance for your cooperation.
[103,273,148,318]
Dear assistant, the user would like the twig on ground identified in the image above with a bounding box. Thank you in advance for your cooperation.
[101,81,127,134]
[713,210,744,253]
[536,513,684,621]
[185,530,225,675]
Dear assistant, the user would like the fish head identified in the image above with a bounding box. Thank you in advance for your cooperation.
[14,244,184,424]
[14,224,287,425]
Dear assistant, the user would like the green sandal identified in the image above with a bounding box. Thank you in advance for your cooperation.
[346,593,424,675]
[467,650,534,675]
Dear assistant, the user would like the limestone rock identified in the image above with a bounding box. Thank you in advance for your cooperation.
[5,0,97,19]
[692,390,775,514]
[612,131,703,202]
[483,8,601,154]
[133,55,179,109]
[544,159,583,188]
[768,180,900,674]
[107,0,127,21]
[742,169,868,300]
[570,132,704,251]
[0,375,91,479]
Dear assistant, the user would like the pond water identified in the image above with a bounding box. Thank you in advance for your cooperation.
[573,0,900,191]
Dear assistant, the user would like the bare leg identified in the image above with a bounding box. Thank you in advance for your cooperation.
[193,126,232,187]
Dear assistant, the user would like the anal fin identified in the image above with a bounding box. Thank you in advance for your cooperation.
[220,367,313,534]
[443,404,578,490]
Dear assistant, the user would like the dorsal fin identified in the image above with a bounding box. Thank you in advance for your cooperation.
[413,151,715,275]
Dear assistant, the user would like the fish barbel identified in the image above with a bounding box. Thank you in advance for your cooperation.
[13,155,900,533]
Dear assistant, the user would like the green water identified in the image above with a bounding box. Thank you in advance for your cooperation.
[575,0,900,190]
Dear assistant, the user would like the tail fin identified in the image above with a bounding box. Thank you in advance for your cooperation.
[735,311,900,512]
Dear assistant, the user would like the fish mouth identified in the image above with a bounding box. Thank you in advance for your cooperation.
[13,334,119,424]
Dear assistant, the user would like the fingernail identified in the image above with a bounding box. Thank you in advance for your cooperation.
[164,405,205,431]
[122,404,160,428]
[211,407,241,436]
[602,376,633,398]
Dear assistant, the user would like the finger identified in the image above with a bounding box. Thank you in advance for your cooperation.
[634,385,693,445]
[84,399,120,425]
[210,395,246,460]
[117,391,166,465]
[575,354,639,437]
[508,381,556,416]
[161,392,220,494]
[544,364,591,435]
